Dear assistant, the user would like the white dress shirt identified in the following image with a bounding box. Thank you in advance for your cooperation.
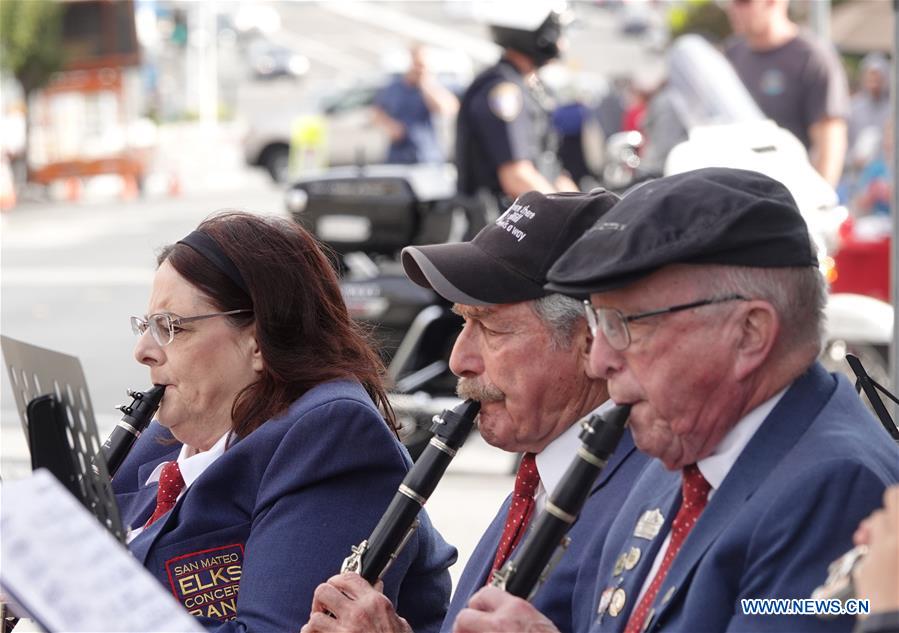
[534,399,617,514]
[125,432,231,543]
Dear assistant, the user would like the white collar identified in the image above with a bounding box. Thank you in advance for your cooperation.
[536,399,616,499]
[144,431,231,488]
[697,387,788,491]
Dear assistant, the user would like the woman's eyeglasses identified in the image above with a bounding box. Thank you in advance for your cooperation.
[130,309,252,347]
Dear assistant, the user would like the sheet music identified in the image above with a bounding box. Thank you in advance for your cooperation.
[0,470,203,633]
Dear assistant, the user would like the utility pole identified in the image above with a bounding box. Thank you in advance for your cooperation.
[807,0,831,42]
[892,0,899,390]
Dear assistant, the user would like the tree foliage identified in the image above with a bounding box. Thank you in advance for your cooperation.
[668,0,732,44]
[0,0,64,97]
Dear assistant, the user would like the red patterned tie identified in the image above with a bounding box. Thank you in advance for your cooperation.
[144,461,185,528]
[624,464,711,633]
[490,452,540,575]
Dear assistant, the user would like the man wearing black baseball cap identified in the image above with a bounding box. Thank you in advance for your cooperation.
[455,167,899,633]
[304,189,649,633]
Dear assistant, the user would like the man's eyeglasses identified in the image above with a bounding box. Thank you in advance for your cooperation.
[131,310,252,347]
[583,294,749,351]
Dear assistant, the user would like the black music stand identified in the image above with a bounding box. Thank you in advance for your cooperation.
[846,353,899,441]
[1,335,126,543]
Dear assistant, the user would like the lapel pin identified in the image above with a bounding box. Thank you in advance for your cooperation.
[608,588,627,617]
[597,587,614,615]
[624,546,642,570]
[634,508,665,540]
[613,552,627,576]
[661,586,676,605]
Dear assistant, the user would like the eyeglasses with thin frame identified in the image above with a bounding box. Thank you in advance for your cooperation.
[130,309,253,347]
[583,294,749,351]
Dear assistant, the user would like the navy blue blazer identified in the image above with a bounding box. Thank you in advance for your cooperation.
[112,379,455,633]
[442,429,649,633]
[589,363,899,633]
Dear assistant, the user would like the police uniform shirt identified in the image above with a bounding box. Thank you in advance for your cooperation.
[456,58,561,199]
[126,431,230,543]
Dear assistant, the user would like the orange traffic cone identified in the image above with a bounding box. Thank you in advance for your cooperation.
[64,177,82,202]
[0,157,15,212]
[122,174,139,200]
[168,171,182,197]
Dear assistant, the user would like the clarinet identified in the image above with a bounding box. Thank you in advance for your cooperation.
[342,399,481,583]
[492,403,632,599]
[97,384,166,478]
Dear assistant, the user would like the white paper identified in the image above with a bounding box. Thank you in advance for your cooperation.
[0,469,203,632]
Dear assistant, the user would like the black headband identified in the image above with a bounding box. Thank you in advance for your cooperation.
[177,230,249,294]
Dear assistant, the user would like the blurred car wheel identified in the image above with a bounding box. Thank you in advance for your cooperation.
[261,143,289,183]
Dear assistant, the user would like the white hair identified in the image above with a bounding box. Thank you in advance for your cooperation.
[690,264,827,353]
[530,293,585,350]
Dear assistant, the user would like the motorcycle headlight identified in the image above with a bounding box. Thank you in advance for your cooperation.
[286,188,308,214]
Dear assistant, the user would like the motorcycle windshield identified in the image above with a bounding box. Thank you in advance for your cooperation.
[666,35,766,130]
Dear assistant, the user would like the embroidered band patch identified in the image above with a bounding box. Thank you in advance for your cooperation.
[166,543,244,621]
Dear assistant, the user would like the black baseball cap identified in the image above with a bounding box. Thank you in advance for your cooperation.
[402,189,619,305]
[546,167,817,295]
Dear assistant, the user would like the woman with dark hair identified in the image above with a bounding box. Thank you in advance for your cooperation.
[112,211,455,632]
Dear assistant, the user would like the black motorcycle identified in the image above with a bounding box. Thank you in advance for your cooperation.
[285,163,469,456]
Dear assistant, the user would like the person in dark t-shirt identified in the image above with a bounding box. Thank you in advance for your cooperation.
[724,0,849,187]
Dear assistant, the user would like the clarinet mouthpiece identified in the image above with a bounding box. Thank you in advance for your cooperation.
[453,399,482,421]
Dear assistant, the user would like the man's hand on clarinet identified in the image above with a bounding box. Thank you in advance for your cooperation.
[302,572,412,633]
[451,586,559,633]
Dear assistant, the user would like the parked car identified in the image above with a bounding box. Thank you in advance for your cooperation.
[245,37,310,80]
[242,80,388,183]
[243,50,470,183]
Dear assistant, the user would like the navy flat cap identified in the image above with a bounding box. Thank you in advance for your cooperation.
[545,167,817,296]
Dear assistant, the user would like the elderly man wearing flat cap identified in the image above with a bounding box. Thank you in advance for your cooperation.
[302,190,649,633]
[454,167,899,633]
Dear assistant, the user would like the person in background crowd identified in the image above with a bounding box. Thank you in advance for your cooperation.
[848,53,892,153]
[303,190,649,633]
[725,0,849,187]
[840,54,893,212]
[115,211,454,632]
[456,5,578,227]
[372,44,459,165]
[453,167,899,633]
[853,485,899,633]
[850,119,893,217]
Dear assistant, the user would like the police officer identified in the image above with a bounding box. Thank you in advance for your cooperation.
[456,6,577,224]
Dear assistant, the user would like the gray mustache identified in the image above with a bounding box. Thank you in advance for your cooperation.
[456,377,504,403]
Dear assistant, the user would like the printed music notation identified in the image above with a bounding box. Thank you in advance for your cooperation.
[0,469,202,633]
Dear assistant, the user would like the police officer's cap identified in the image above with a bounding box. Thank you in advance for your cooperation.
[545,167,817,296]
[402,189,618,305]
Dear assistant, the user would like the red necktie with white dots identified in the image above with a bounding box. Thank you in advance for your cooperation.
[624,464,711,633]
[144,460,185,528]
[490,452,540,576]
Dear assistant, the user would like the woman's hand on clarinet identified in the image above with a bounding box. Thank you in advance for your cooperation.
[302,572,412,633]
[451,586,559,633]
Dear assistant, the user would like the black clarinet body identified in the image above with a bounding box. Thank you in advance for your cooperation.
[342,399,481,583]
[493,403,632,599]
[100,384,165,478]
